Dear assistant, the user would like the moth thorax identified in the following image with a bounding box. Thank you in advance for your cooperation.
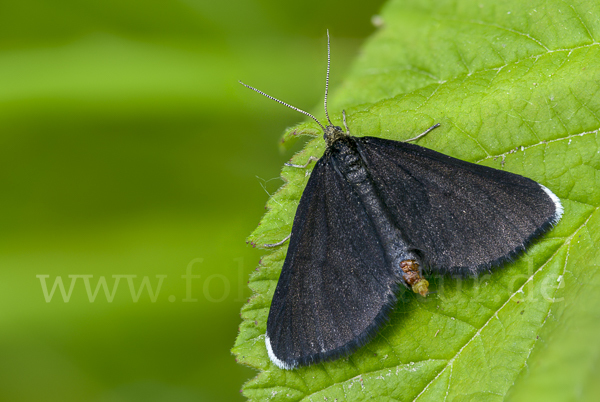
[333,141,368,184]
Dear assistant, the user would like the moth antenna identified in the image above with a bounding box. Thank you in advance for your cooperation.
[324,30,333,126]
[239,81,326,131]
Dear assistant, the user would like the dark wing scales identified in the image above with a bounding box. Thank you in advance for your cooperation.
[356,136,562,275]
[266,156,401,369]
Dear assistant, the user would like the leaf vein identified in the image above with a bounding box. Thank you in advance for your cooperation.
[411,217,588,401]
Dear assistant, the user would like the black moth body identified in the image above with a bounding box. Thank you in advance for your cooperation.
[241,33,563,370]
[265,126,562,370]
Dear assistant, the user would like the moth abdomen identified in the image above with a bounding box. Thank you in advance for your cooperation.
[330,137,422,285]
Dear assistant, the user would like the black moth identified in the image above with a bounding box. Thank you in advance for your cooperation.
[241,33,563,370]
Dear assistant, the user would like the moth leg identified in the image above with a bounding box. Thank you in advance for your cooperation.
[400,260,429,296]
[285,156,319,169]
[404,123,441,142]
[264,233,291,248]
[342,110,350,135]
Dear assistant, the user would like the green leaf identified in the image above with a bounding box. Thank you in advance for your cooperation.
[233,0,600,400]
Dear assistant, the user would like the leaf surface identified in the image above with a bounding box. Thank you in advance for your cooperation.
[233,1,600,400]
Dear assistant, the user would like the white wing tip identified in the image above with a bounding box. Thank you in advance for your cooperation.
[265,333,297,370]
[540,184,563,225]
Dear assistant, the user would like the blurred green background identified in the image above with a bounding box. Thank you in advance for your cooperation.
[0,1,387,401]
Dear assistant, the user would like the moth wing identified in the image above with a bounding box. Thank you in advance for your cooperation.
[356,136,562,275]
[266,156,400,369]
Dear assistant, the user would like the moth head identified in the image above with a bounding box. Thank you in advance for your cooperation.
[323,124,347,146]
[240,30,351,148]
